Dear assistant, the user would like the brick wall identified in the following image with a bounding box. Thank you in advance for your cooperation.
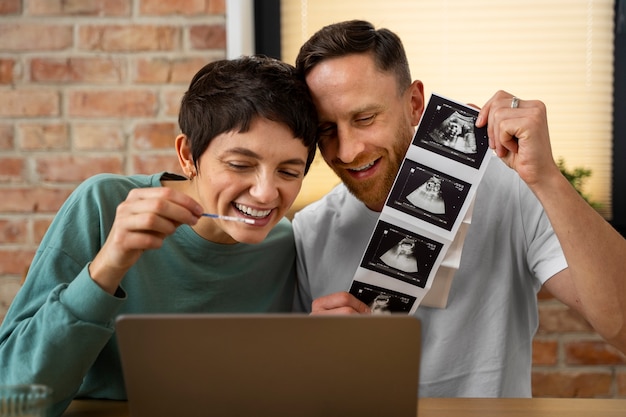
[532,288,626,397]
[0,0,225,315]
[1,0,625,399]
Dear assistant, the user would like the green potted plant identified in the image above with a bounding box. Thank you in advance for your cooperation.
[556,157,602,210]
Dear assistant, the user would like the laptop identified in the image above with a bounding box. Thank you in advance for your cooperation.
[116,314,421,417]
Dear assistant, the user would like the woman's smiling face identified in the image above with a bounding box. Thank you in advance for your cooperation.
[190,117,309,244]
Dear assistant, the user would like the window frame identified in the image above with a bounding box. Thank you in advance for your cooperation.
[612,0,625,235]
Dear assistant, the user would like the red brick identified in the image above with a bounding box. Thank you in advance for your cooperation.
[169,57,215,82]
[0,59,15,84]
[79,25,178,52]
[0,24,73,51]
[0,0,21,14]
[36,155,123,182]
[30,57,125,84]
[140,0,221,15]
[19,123,69,150]
[132,154,182,176]
[164,88,186,116]
[133,122,178,149]
[134,58,171,84]
[27,0,130,16]
[565,340,626,365]
[135,57,210,84]
[0,90,60,117]
[189,24,226,50]
[1,278,22,324]
[207,0,225,13]
[33,218,53,244]
[532,371,612,398]
[0,249,36,275]
[0,187,73,212]
[617,371,626,396]
[537,303,592,333]
[0,124,14,149]
[537,286,554,300]
[532,339,558,366]
[0,158,24,182]
[0,219,28,244]
[73,123,125,150]
[68,90,157,117]
[0,277,23,321]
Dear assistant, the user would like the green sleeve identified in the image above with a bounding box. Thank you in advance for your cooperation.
[0,174,135,416]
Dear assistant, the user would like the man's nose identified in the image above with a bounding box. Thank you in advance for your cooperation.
[335,125,365,164]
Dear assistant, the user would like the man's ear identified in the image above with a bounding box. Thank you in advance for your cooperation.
[175,134,196,179]
[408,80,425,126]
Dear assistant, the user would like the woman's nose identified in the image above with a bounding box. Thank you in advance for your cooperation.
[249,174,279,203]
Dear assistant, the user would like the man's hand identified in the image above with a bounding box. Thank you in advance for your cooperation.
[311,291,371,315]
[476,90,561,188]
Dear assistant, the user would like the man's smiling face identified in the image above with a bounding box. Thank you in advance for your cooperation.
[305,53,422,211]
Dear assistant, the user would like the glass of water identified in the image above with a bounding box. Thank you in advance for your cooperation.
[0,384,52,417]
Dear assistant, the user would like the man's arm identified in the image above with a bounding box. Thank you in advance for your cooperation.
[477,90,626,352]
[531,167,626,351]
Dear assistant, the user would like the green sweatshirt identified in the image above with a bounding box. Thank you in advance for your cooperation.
[0,173,297,417]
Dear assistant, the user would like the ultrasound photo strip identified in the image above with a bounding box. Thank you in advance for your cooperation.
[350,93,493,312]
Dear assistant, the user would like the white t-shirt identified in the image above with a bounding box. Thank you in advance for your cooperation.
[293,156,567,397]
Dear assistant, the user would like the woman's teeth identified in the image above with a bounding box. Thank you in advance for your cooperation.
[234,203,271,218]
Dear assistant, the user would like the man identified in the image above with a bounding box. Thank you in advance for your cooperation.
[292,20,625,397]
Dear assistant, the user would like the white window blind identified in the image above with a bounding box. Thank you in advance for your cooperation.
[281,0,615,219]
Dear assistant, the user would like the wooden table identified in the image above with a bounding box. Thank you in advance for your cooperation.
[63,397,626,416]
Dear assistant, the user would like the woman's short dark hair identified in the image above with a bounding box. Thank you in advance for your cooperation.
[178,55,319,174]
[295,20,411,95]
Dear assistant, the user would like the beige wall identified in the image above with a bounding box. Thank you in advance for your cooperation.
[282,0,615,218]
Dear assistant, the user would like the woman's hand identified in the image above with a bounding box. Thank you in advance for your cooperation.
[89,187,203,294]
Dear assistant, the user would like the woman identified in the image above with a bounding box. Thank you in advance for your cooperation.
[0,56,318,416]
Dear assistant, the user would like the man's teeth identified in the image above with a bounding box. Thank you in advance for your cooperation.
[235,203,271,218]
[351,161,375,172]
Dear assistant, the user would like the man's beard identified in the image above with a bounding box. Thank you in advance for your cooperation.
[338,126,413,211]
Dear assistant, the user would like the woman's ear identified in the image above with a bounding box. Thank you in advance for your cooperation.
[175,134,196,179]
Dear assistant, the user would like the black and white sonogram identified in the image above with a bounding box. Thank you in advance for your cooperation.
[387,160,471,231]
[413,95,489,169]
[361,220,443,288]
[349,281,415,314]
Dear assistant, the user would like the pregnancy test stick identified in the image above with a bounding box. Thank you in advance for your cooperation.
[201,213,256,225]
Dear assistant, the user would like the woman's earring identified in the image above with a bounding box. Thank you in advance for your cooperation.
[188,171,196,180]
